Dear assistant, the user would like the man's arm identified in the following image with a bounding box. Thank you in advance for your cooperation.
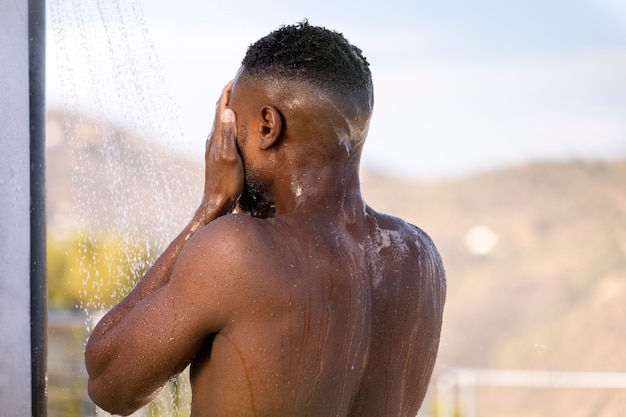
[85,82,242,415]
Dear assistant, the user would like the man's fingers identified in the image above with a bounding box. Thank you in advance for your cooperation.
[221,107,234,124]
[220,108,237,153]
[216,80,234,111]
[209,80,236,149]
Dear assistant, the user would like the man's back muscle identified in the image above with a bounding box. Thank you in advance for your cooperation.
[188,208,445,417]
[349,212,446,416]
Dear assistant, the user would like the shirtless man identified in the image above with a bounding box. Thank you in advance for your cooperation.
[85,21,446,417]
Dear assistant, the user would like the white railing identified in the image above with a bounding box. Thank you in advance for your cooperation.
[435,368,626,417]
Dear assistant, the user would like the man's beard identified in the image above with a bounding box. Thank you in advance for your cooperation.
[237,164,275,217]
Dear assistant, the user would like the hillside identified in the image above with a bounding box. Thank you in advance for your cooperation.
[363,161,626,369]
[46,109,626,416]
[46,109,203,245]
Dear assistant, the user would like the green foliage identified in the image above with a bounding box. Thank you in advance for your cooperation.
[47,230,154,310]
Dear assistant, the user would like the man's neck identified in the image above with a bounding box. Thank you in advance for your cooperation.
[271,162,363,216]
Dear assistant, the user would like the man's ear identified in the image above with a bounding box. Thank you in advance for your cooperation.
[259,106,282,150]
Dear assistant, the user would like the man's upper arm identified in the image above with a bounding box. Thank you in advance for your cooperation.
[86,217,247,414]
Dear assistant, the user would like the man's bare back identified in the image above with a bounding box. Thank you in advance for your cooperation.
[85,22,445,417]
[184,205,444,417]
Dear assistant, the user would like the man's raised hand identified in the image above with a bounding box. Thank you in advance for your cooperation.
[195,81,244,225]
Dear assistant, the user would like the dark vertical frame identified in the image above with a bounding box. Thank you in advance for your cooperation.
[29,0,47,415]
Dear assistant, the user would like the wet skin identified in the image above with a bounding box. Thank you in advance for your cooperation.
[85,72,446,417]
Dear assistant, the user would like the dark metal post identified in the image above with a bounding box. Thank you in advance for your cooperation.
[29,0,48,415]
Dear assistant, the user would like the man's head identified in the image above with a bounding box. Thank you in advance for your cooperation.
[240,20,373,109]
[229,21,374,215]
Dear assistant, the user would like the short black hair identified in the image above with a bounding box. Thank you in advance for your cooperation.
[241,21,373,102]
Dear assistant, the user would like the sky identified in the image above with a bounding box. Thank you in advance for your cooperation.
[47,0,626,180]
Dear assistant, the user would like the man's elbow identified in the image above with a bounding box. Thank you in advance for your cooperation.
[84,337,160,414]
[85,338,135,416]
[87,375,141,416]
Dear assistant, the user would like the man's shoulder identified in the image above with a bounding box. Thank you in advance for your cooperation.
[174,214,281,300]
[185,213,279,273]
[370,209,444,270]
[369,209,433,244]
[189,214,272,257]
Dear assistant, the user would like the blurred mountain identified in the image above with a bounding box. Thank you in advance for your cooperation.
[46,108,203,245]
[46,109,626,416]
